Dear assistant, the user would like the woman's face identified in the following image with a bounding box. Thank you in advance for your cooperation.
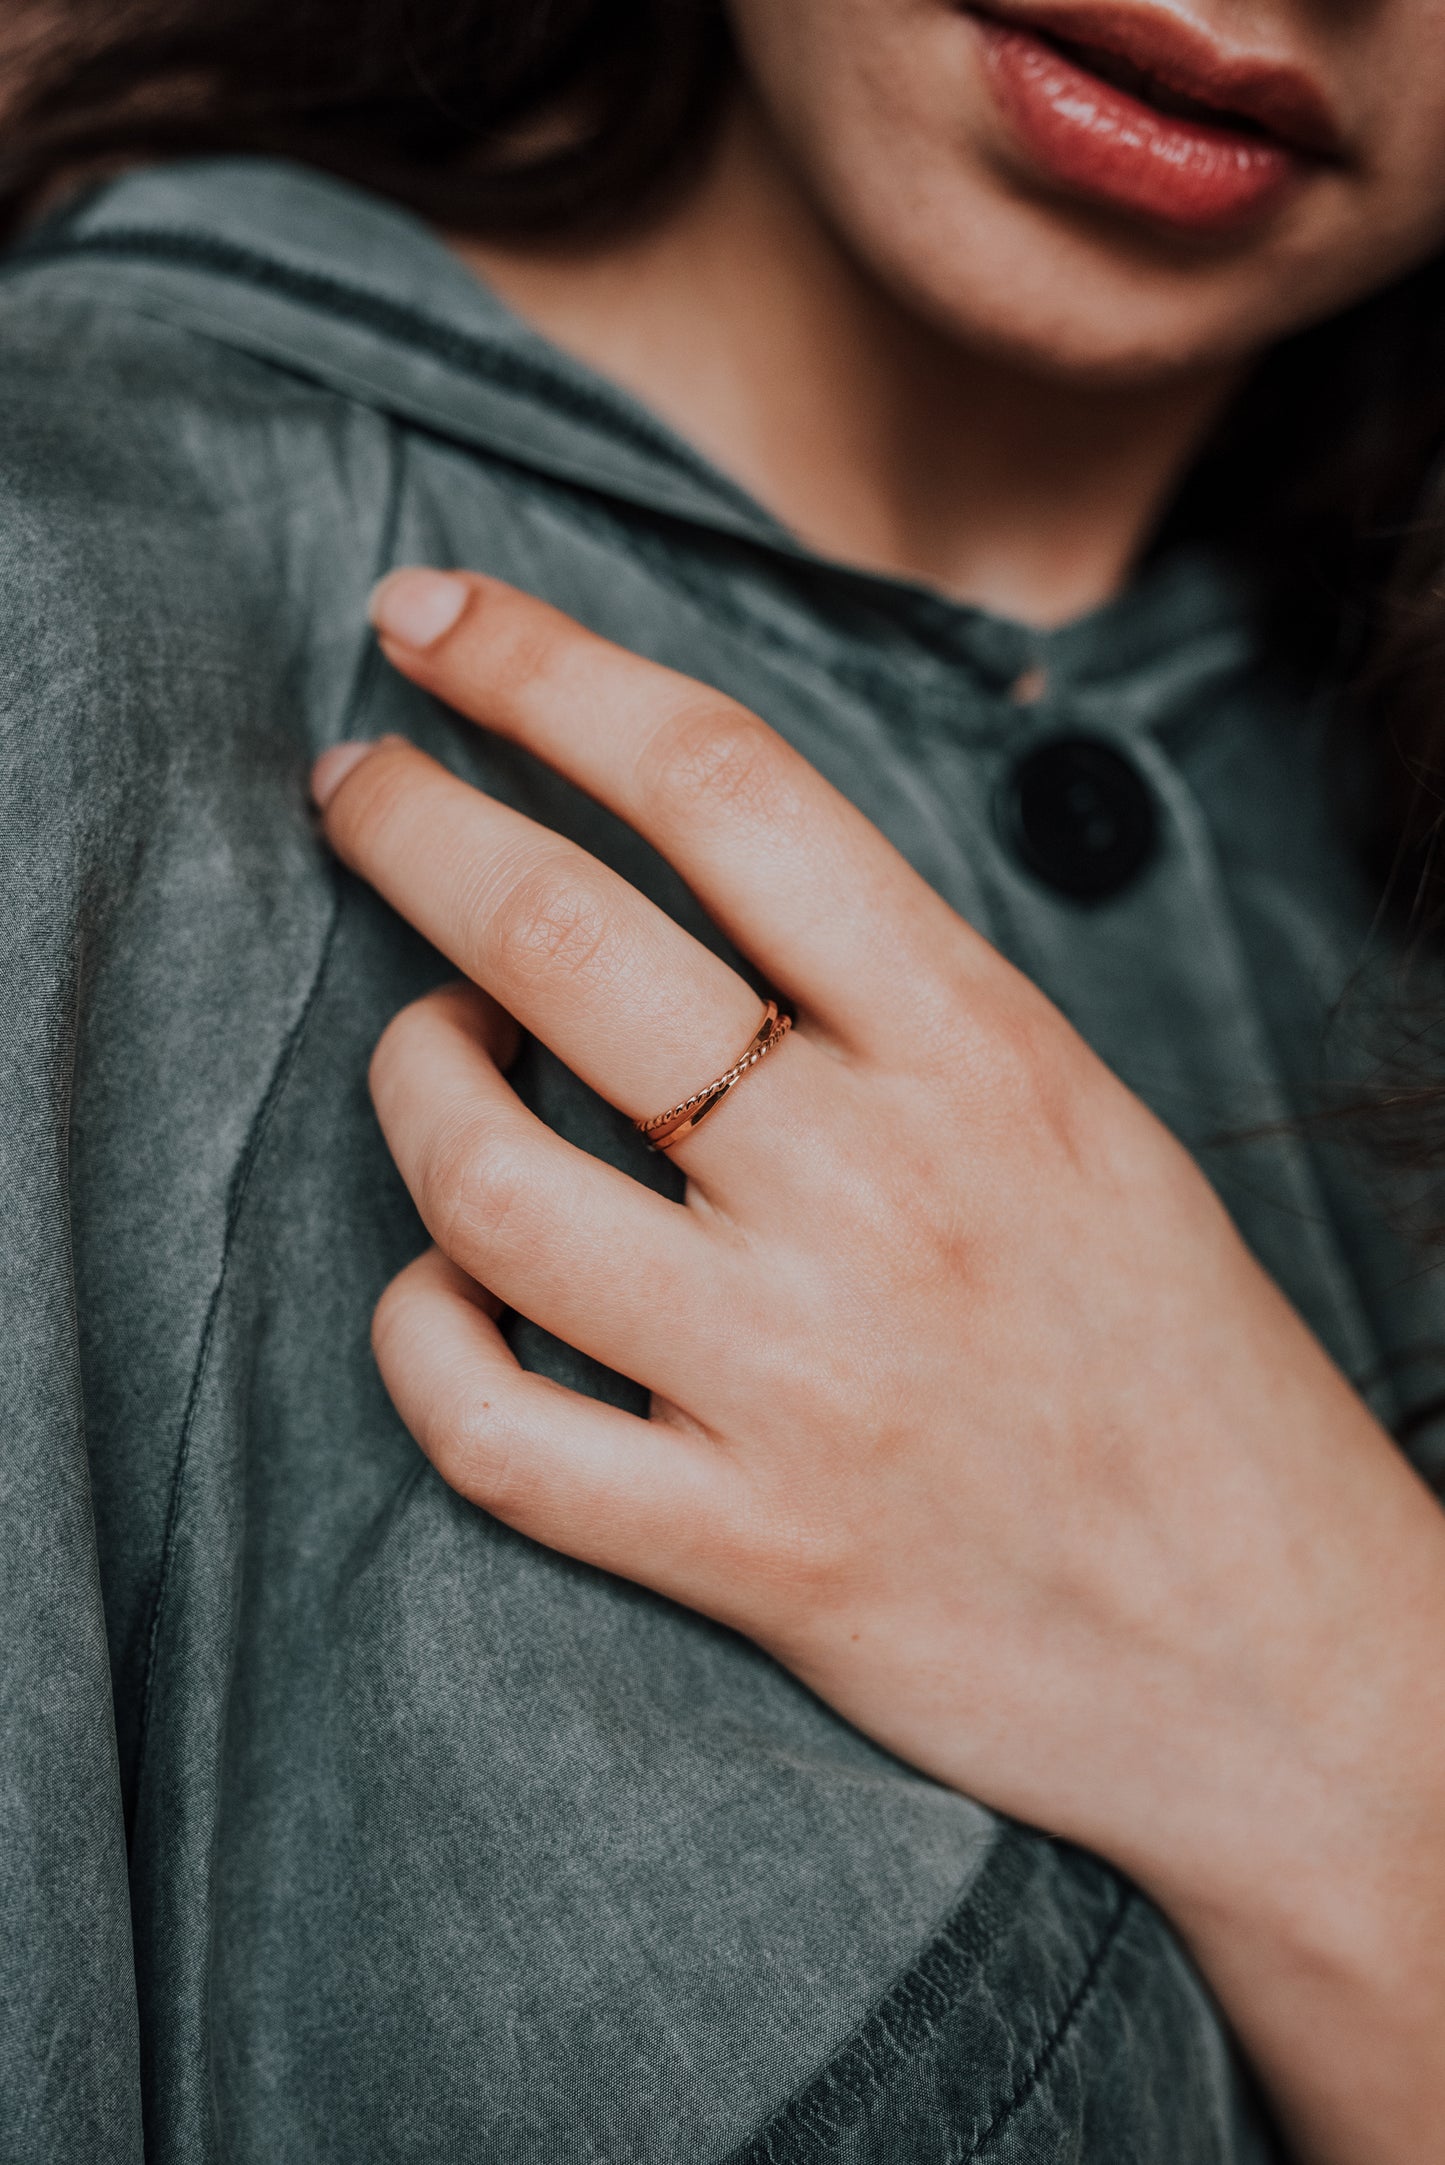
[725,0,1445,383]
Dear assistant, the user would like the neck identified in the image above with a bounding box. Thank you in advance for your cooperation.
[451,94,1236,628]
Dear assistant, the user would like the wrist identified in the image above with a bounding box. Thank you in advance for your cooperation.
[1131,1493,1445,2165]
[1170,1824,1445,2165]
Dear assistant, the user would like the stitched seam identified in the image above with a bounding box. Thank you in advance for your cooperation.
[718,1838,1130,2165]
[8,226,1248,727]
[439,456,993,755]
[2,227,725,491]
[2,231,1039,727]
[719,1828,1058,2165]
[131,886,344,1810]
[4,229,1022,722]
[578,508,988,724]
[466,453,1014,725]
[130,416,404,1817]
[340,413,408,725]
[441,450,1012,725]
[962,1880,1135,2161]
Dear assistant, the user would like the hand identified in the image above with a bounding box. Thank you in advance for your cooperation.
[314,567,1445,2165]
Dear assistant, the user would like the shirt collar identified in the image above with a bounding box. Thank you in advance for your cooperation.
[9,154,1258,702]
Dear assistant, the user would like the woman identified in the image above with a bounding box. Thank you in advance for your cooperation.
[4,2,1445,2159]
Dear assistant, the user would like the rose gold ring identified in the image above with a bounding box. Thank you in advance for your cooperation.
[635,1000,793,1151]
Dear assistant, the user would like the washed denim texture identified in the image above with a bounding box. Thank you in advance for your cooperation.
[3,157,1438,2163]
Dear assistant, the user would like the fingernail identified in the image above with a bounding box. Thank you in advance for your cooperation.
[311,740,375,809]
[369,568,470,649]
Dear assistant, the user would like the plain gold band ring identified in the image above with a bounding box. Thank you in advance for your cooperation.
[635,1000,793,1151]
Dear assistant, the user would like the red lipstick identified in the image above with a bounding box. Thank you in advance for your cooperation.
[968,3,1345,233]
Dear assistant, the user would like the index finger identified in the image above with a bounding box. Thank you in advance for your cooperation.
[365,568,996,1048]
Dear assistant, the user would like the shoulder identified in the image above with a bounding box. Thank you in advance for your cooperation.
[0,276,393,772]
[0,276,397,1041]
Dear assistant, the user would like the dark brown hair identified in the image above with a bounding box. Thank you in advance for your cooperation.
[7,0,1445,1148]
[0,2,729,240]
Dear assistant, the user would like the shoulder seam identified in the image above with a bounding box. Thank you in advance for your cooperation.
[130,880,343,1817]
[129,416,406,1820]
[3,227,702,480]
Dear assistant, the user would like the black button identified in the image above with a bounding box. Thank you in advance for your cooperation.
[1000,736,1158,903]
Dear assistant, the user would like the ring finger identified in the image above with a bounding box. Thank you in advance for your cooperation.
[318,734,820,1183]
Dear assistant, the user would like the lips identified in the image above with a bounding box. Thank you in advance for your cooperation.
[967,2,1345,233]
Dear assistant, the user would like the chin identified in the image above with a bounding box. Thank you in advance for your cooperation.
[736,1,1406,394]
[833,158,1354,387]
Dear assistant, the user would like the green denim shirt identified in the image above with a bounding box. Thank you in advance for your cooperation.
[2,156,1436,2165]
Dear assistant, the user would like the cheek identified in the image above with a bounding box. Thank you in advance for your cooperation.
[1343,0,1445,237]
[1336,139,1445,311]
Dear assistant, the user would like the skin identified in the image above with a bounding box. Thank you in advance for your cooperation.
[310,576,1445,2162]
[310,3,1445,2156]
[453,0,1445,620]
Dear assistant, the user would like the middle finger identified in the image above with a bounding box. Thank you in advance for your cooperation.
[319,734,816,1174]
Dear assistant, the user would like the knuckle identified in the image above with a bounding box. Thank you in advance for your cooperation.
[486,857,620,989]
[420,1416,473,1496]
[422,1116,532,1263]
[369,1266,421,1371]
[754,1503,850,1600]
[914,974,1079,1127]
[368,1264,531,1513]
[368,983,480,1116]
[975,998,1062,1105]
[368,997,429,1107]
[641,699,781,830]
[986,1006,1090,1152]
[897,962,988,1074]
[733,1490,860,1631]
[486,612,572,709]
[439,1411,535,1519]
[960,997,1107,1192]
[328,737,412,855]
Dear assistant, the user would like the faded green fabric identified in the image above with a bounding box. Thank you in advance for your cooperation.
[2,158,1435,2163]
